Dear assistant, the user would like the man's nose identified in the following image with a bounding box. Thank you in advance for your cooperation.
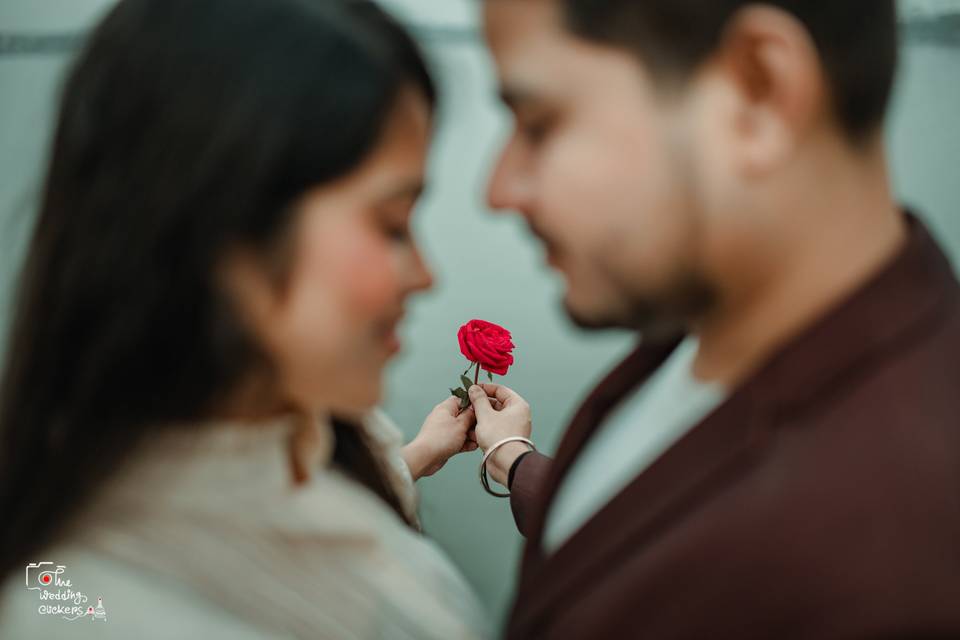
[486,139,534,215]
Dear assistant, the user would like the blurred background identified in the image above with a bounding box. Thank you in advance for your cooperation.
[1,0,958,626]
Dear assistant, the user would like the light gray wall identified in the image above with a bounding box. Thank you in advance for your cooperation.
[1,0,958,627]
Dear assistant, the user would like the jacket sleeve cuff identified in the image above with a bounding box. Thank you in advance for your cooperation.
[508,451,552,538]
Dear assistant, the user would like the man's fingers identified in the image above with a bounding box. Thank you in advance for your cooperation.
[468,385,494,418]
[479,383,521,408]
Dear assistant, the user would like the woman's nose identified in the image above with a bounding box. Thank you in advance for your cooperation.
[405,248,434,294]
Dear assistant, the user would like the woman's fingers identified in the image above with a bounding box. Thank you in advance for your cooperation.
[439,395,461,415]
[458,408,476,434]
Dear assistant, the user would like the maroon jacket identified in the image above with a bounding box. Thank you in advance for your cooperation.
[505,213,960,639]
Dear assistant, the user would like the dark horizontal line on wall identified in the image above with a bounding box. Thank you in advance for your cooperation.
[1,17,958,57]
[411,25,481,43]
[0,32,86,56]
[0,25,480,57]
[903,14,960,44]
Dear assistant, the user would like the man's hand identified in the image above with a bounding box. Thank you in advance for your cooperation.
[402,397,479,481]
[469,383,533,488]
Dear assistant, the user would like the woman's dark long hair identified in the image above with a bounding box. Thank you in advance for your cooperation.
[0,0,435,580]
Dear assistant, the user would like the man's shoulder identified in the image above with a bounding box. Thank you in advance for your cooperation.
[756,295,960,538]
[801,289,960,428]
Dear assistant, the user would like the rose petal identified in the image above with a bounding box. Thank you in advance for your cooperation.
[482,362,510,375]
[458,326,477,361]
[470,338,511,365]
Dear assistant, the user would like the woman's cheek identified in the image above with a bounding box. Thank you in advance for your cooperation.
[277,227,393,407]
[339,234,399,321]
[321,231,398,407]
[299,210,397,324]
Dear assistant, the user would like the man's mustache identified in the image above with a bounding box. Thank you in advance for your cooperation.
[526,221,559,256]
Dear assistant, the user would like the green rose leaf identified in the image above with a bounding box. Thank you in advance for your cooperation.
[450,387,468,400]
[460,375,473,391]
[487,370,493,382]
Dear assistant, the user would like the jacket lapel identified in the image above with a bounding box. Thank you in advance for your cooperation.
[512,369,771,632]
[514,336,681,589]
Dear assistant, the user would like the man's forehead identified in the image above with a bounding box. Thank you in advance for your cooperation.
[485,3,650,111]
[483,0,574,105]
[482,0,563,53]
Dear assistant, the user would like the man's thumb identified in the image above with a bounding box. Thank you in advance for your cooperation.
[468,385,491,415]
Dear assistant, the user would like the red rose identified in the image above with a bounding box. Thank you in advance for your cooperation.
[457,319,515,376]
[449,319,516,411]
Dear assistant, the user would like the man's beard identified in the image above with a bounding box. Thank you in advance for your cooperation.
[563,266,717,343]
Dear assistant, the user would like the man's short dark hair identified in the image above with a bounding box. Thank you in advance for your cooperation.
[561,0,898,144]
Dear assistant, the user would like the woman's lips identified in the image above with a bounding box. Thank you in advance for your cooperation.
[384,329,401,354]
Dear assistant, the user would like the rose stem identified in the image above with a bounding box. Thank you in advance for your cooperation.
[474,361,480,386]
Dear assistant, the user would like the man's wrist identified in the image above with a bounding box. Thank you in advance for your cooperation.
[507,450,534,490]
[487,440,532,487]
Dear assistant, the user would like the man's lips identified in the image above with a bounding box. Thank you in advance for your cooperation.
[380,311,405,351]
[527,222,561,262]
[540,238,562,266]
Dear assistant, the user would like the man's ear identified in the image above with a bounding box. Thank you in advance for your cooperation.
[716,5,826,176]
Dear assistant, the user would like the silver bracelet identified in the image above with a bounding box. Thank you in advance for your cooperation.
[479,436,537,498]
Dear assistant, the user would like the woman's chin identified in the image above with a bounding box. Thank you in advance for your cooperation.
[384,329,402,356]
[324,382,383,416]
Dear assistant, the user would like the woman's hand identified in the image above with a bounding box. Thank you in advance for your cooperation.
[468,383,532,488]
[402,397,479,481]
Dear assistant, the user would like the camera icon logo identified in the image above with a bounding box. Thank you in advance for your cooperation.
[24,562,65,590]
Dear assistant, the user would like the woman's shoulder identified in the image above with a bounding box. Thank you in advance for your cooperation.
[359,408,420,526]
[1,546,285,639]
